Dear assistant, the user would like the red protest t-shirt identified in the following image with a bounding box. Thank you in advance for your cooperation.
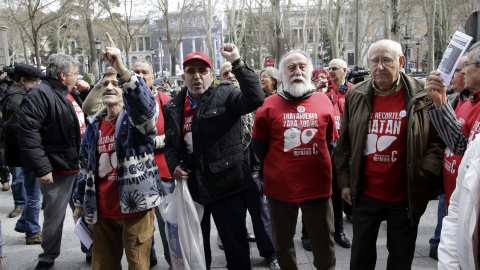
[462,92,480,144]
[183,97,196,154]
[330,99,344,170]
[66,93,86,138]
[252,93,338,203]
[443,99,474,208]
[154,92,173,180]
[362,89,408,202]
[96,117,143,219]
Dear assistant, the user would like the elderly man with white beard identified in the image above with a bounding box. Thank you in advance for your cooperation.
[252,50,338,270]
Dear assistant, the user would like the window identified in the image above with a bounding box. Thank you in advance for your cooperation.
[145,37,151,51]
[138,37,144,51]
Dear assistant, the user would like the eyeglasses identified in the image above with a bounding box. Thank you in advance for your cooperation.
[185,67,210,76]
[454,68,463,73]
[463,62,480,68]
[312,77,327,82]
[66,71,79,76]
[369,57,395,67]
[328,67,341,71]
[260,75,271,80]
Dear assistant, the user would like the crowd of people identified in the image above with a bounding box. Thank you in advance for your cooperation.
[0,32,479,270]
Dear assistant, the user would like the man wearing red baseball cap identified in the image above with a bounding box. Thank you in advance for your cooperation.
[163,44,264,270]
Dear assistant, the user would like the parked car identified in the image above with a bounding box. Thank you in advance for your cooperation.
[153,76,184,88]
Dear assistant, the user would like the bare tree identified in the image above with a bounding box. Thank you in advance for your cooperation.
[101,0,149,69]
[312,0,323,66]
[5,0,77,68]
[270,0,286,66]
[422,0,436,73]
[325,0,342,58]
[153,0,192,76]
[80,0,108,82]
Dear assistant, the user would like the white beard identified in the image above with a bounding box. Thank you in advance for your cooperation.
[283,76,313,97]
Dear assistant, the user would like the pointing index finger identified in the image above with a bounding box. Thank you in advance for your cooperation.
[105,32,116,48]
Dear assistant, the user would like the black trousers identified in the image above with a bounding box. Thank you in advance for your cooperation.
[350,193,418,270]
[245,177,276,261]
[201,191,251,270]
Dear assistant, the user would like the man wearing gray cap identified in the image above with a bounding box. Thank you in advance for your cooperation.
[0,63,43,245]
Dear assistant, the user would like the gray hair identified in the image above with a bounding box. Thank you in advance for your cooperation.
[279,49,314,80]
[329,59,347,69]
[367,39,404,59]
[46,54,79,80]
[260,67,281,90]
[132,59,153,73]
[469,41,480,63]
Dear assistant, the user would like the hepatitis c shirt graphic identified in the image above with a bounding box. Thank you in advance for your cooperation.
[283,105,319,154]
[97,129,118,180]
[364,110,406,162]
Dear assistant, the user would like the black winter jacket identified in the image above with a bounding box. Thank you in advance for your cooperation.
[163,64,264,204]
[0,84,26,167]
[18,77,81,177]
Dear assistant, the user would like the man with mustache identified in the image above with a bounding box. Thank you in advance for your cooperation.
[72,33,161,269]
[335,39,444,270]
[252,50,338,269]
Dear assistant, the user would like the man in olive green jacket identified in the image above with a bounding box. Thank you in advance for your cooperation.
[335,39,444,270]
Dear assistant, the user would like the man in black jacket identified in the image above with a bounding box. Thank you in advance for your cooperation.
[18,54,89,270]
[163,44,264,270]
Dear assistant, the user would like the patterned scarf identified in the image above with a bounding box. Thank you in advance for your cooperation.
[241,112,254,150]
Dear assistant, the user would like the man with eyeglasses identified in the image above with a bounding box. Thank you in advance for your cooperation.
[328,59,354,99]
[335,39,444,270]
[424,41,480,269]
[17,53,90,270]
[163,44,264,270]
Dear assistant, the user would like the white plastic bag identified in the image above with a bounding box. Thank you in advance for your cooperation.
[160,179,206,270]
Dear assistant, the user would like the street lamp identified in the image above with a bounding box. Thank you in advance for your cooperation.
[94,39,102,81]
[403,28,410,74]
[159,37,163,77]
[416,41,421,74]
[151,48,156,78]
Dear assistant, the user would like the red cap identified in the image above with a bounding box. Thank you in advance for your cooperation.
[183,52,212,69]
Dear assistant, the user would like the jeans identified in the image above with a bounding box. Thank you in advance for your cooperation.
[9,166,26,208]
[246,176,276,261]
[150,178,174,266]
[0,219,4,257]
[16,167,42,238]
[429,194,446,252]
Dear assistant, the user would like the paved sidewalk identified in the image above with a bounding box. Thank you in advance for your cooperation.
[0,188,440,269]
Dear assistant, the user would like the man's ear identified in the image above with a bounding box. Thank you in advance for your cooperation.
[59,72,67,83]
[399,56,406,68]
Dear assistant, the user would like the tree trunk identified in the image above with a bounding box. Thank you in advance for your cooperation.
[205,0,215,71]
[271,0,285,66]
[20,32,29,65]
[84,5,99,83]
[423,0,436,72]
